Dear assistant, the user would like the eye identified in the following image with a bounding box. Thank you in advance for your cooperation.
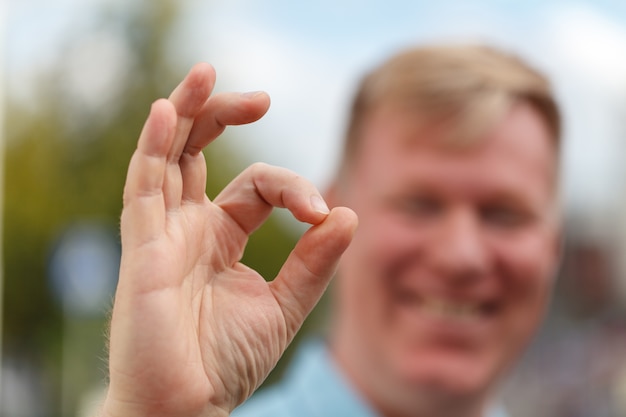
[395,195,443,219]
[480,205,528,228]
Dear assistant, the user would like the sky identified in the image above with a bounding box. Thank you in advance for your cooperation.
[6,0,626,229]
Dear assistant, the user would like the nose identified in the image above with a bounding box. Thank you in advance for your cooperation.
[428,208,490,283]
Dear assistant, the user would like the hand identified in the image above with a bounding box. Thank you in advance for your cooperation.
[101,64,358,417]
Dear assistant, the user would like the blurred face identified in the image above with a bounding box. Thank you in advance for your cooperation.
[330,102,560,411]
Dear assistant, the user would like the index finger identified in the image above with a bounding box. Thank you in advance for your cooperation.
[213,163,331,236]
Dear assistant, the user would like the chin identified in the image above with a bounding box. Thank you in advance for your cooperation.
[392,346,500,401]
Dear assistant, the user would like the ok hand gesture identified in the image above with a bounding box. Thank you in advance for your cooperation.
[101,64,357,417]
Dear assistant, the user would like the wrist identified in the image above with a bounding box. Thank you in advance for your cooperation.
[98,393,231,417]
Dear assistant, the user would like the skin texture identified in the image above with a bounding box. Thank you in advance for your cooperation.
[328,102,561,417]
[101,64,358,417]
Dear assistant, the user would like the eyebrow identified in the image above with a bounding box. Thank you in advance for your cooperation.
[478,190,539,212]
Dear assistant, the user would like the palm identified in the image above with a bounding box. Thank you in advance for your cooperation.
[104,64,357,417]
[113,200,285,416]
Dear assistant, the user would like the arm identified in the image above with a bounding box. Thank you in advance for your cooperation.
[100,63,357,417]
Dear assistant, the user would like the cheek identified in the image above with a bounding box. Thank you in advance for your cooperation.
[354,209,426,263]
[497,231,557,331]
[336,211,422,314]
[502,231,555,290]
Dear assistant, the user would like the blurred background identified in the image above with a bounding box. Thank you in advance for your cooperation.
[2,0,626,416]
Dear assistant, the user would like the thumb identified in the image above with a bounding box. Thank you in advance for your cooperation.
[270,206,358,339]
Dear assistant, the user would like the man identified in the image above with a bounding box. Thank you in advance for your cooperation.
[100,44,562,417]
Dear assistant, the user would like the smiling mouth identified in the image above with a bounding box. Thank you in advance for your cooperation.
[422,299,487,320]
[395,291,498,321]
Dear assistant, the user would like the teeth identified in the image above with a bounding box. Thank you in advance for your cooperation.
[421,299,481,320]
[395,290,489,320]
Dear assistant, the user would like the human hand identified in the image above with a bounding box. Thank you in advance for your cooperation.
[100,64,358,417]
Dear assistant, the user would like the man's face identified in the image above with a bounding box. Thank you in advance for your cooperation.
[331,102,560,401]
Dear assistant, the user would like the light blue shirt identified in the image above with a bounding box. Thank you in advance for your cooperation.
[232,339,508,417]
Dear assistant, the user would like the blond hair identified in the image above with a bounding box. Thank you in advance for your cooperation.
[340,44,561,171]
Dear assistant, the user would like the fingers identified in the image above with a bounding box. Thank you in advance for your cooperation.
[121,99,177,247]
[271,207,358,338]
[178,91,271,203]
[214,161,358,340]
[184,91,271,155]
[123,63,276,229]
[179,91,270,204]
[161,64,215,210]
[167,65,269,159]
[213,163,332,235]
[167,63,216,163]
[163,62,270,205]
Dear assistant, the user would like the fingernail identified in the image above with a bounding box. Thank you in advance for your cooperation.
[241,91,264,98]
[311,195,330,214]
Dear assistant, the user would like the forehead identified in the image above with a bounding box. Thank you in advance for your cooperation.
[350,102,558,201]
